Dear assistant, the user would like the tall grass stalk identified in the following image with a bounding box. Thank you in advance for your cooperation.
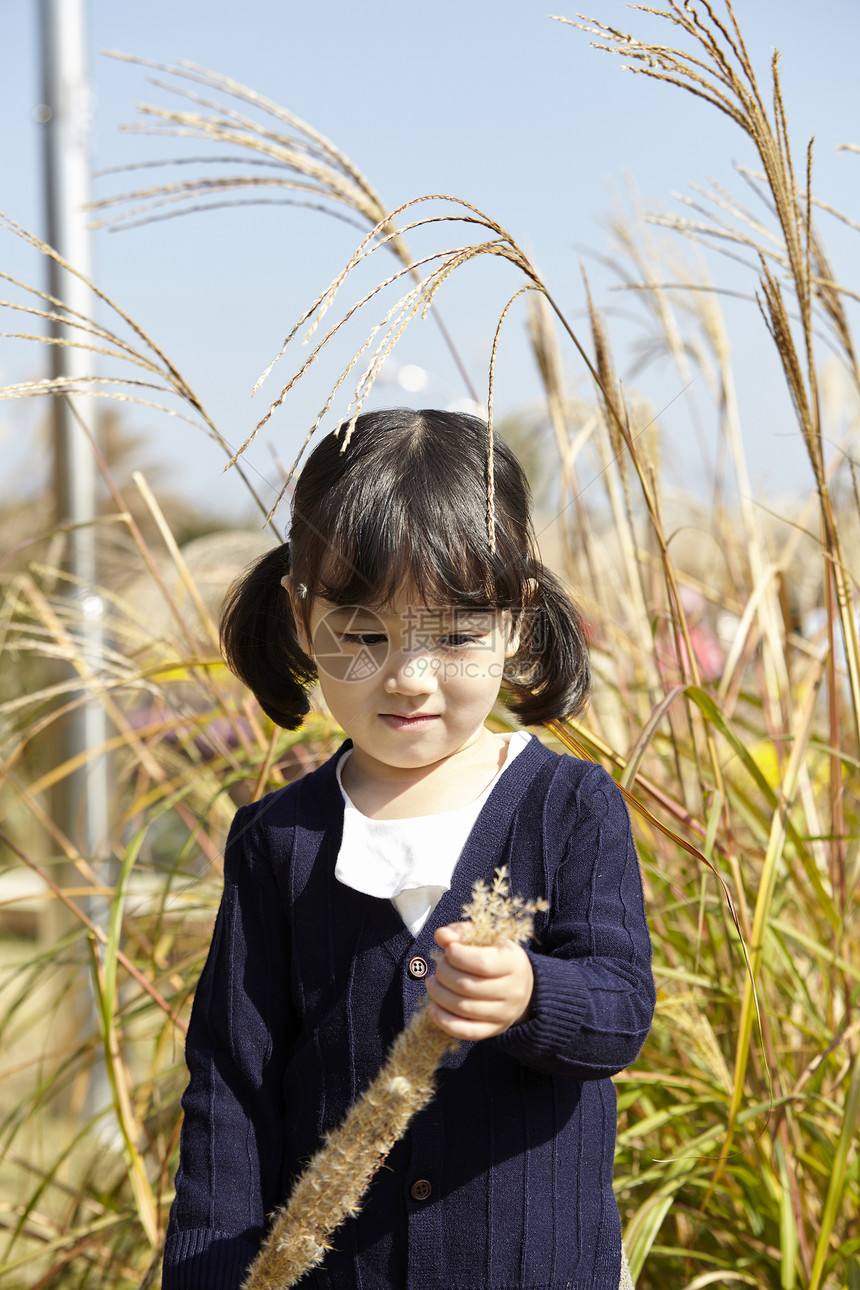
[243,870,544,1290]
[91,53,479,403]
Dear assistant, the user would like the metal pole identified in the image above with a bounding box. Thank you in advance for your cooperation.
[40,0,97,574]
[39,0,113,1123]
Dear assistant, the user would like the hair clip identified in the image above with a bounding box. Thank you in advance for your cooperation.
[280,574,308,598]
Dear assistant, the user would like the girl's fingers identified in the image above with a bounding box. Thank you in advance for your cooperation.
[434,922,469,948]
[432,957,509,999]
[426,1003,509,1042]
[426,974,508,1018]
[429,930,534,1035]
[437,938,527,982]
[434,924,511,967]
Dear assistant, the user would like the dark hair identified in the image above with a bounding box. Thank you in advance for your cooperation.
[220,408,590,728]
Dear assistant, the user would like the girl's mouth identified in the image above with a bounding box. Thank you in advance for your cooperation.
[379,713,439,730]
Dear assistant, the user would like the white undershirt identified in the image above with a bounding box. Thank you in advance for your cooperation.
[335,730,531,935]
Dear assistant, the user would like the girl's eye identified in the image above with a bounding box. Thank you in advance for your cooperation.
[339,632,387,647]
[439,633,484,650]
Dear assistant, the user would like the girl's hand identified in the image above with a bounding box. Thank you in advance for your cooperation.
[425,923,534,1041]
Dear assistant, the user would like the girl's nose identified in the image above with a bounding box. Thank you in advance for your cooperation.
[382,649,439,695]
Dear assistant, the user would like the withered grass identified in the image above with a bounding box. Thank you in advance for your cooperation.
[243,870,544,1290]
[0,4,858,1287]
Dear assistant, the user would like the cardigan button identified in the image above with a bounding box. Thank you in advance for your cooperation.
[407,955,428,980]
[410,1178,432,1201]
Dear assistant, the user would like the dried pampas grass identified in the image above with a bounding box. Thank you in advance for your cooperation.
[242,867,546,1290]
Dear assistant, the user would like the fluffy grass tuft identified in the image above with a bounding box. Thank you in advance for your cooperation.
[243,868,543,1290]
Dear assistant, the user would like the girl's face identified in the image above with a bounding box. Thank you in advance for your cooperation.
[299,585,514,778]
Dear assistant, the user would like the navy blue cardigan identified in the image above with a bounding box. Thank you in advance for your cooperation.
[163,736,655,1289]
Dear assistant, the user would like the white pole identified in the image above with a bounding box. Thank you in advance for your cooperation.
[40,0,97,574]
[39,0,113,1123]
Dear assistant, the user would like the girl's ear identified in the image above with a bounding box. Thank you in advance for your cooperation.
[280,574,312,653]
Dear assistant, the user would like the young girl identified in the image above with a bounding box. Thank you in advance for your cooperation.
[162,408,654,1290]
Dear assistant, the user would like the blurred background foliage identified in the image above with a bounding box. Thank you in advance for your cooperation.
[1,3,859,1287]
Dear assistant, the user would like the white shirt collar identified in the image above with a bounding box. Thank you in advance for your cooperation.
[334,731,530,899]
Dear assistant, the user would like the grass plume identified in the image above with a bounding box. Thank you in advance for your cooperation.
[242,869,545,1290]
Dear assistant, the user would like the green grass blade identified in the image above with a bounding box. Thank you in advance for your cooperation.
[808,1050,860,1290]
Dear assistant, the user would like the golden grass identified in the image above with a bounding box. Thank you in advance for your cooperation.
[244,869,544,1290]
[0,4,858,1286]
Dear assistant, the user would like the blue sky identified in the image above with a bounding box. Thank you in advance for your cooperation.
[2,0,859,523]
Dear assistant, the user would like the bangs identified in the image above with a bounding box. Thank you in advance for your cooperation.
[289,407,536,613]
[314,525,524,612]
[221,409,592,730]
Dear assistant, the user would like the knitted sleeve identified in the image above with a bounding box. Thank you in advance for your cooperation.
[496,762,655,1080]
[162,804,296,1290]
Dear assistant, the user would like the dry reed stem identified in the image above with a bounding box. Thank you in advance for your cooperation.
[608,200,791,727]
[0,210,275,524]
[525,293,581,533]
[215,195,543,520]
[262,243,489,502]
[250,203,517,391]
[97,53,393,235]
[580,267,667,714]
[563,2,860,745]
[709,652,826,1196]
[94,56,479,398]
[1,566,227,867]
[562,272,730,828]
[0,828,187,1035]
[242,868,546,1290]
[564,8,860,979]
[237,221,505,468]
[0,212,192,399]
[86,434,269,761]
[486,285,544,550]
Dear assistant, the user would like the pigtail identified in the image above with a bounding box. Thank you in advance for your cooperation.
[503,563,591,726]
[220,544,317,731]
